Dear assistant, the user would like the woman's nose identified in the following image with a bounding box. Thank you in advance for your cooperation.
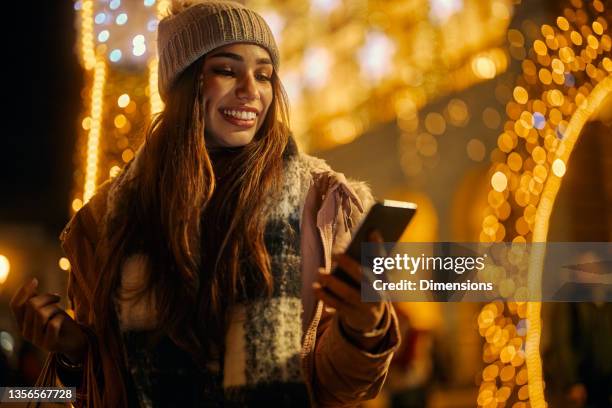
[236,73,258,101]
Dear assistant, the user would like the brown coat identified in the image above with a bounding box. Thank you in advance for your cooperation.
[36,152,400,407]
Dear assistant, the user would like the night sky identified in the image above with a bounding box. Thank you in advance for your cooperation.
[0,2,82,234]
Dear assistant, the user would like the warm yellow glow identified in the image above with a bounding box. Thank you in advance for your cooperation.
[508,29,524,46]
[466,138,485,162]
[538,68,552,84]
[531,146,546,164]
[556,16,569,31]
[58,257,71,271]
[109,165,122,178]
[148,58,164,116]
[479,2,611,403]
[500,365,516,382]
[118,94,130,108]
[551,58,564,74]
[552,158,566,177]
[491,171,508,192]
[559,46,575,63]
[114,114,128,128]
[83,58,107,203]
[0,255,9,284]
[157,0,171,18]
[570,31,583,46]
[446,98,469,125]
[533,40,547,56]
[547,89,564,106]
[525,76,612,408]
[513,86,528,104]
[482,364,499,381]
[122,149,135,163]
[148,0,170,116]
[72,198,83,212]
[80,0,96,70]
[472,55,497,79]
[507,152,522,171]
[395,95,417,119]
[483,107,501,129]
[325,117,360,144]
[498,132,515,152]
[415,132,437,156]
[424,112,446,135]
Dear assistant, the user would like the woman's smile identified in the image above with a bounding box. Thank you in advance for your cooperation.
[219,106,259,128]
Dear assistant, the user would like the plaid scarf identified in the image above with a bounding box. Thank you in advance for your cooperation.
[221,138,310,406]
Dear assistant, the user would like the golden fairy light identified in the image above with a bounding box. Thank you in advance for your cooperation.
[74,0,167,207]
[71,198,83,212]
[83,58,106,203]
[148,58,163,116]
[148,0,169,116]
[80,0,96,70]
[58,257,71,271]
[117,93,130,108]
[478,1,611,407]
[0,255,10,285]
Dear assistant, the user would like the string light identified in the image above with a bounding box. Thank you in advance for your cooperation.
[148,58,163,115]
[146,0,170,117]
[80,0,96,70]
[83,58,106,203]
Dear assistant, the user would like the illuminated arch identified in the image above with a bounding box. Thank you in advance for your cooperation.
[524,74,612,407]
[478,2,611,407]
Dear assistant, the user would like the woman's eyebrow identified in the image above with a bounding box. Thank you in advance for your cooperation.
[208,51,272,65]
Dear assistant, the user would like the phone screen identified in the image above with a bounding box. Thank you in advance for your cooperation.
[332,200,417,288]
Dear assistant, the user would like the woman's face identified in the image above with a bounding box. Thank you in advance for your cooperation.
[201,43,274,147]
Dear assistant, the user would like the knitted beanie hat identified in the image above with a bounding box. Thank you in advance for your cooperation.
[157,0,280,101]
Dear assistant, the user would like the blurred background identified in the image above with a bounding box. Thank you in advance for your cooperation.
[0,0,610,407]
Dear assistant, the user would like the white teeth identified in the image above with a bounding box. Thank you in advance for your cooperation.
[223,109,256,120]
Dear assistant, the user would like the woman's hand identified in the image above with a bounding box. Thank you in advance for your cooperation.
[313,255,386,333]
[10,278,88,363]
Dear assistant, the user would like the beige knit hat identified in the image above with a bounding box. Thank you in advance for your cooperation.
[157,0,280,101]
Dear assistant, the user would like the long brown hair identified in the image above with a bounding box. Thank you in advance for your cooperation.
[92,53,291,371]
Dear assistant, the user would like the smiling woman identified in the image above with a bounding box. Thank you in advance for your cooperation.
[202,44,275,147]
[10,1,400,407]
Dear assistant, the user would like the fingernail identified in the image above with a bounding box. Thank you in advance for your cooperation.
[312,282,322,290]
[31,278,39,288]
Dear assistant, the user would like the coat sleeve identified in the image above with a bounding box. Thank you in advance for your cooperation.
[34,184,111,407]
[310,177,401,407]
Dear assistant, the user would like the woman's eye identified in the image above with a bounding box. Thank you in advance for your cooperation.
[256,74,272,82]
[213,68,234,76]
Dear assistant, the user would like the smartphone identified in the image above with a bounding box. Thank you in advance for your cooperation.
[332,200,417,288]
